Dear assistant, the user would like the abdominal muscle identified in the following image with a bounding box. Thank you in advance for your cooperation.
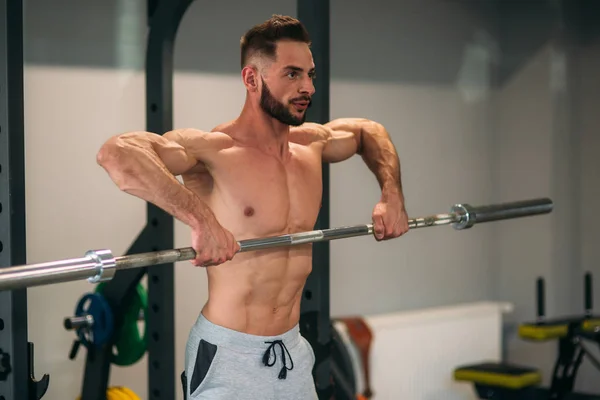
[201,245,313,336]
[186,141,323,336]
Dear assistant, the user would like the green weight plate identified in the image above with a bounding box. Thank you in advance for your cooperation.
[96,283,148,366]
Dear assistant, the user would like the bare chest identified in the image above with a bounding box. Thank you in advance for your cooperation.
[186,145,323,239]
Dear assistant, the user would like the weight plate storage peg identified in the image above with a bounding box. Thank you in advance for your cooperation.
[74,292,114,349]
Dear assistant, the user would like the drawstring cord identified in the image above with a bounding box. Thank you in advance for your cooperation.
[263,340,294,379]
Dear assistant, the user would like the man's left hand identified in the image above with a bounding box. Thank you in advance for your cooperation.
[371,195,409,241]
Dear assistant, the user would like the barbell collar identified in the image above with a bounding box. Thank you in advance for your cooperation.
[451,204,474,230]
[86,249,117,283]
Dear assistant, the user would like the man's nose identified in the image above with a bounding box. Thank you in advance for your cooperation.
[299,77,315,96]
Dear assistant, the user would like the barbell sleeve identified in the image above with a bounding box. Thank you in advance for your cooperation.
[0,197,553,291]
[450,197,554,229]
[0,249,116,292]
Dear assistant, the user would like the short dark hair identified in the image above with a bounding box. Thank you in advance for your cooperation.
[240,15,311,69]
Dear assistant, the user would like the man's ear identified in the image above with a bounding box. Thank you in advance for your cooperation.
[242,66,259,92]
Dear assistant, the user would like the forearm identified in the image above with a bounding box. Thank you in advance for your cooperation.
[97,132,210,228]
[358,121,404,203]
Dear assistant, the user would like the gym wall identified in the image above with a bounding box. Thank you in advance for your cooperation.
[328,0,496,317]
[19,0,600,400]
[488,2,600,392]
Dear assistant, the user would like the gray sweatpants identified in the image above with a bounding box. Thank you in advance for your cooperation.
[182,313,318,400]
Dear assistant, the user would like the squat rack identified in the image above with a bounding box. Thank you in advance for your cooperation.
[0,0,333,399]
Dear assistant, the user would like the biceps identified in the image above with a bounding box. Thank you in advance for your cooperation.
[322,130,359,163]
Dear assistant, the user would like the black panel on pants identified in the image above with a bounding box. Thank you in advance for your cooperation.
[190,339,218,394]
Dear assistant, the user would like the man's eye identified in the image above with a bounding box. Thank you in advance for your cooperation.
[287,72,297,79]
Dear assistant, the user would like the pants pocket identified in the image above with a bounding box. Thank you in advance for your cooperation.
[189,339,218,397]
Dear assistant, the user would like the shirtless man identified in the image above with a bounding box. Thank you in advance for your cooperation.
[97,15,409,400]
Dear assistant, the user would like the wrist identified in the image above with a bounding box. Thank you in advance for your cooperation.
[381,183,403,203]
[188,201,214,230]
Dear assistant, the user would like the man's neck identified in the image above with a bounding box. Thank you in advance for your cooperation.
[235,102,291,159]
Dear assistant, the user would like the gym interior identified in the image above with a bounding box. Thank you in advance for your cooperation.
[2,0,600,399]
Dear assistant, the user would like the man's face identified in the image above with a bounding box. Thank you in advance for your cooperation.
[259,40,316,126]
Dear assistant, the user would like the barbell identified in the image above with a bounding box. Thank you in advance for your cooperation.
[0,197,553,292]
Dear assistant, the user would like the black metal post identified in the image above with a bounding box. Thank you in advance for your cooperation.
[0,0,30,399]
[297,1,332,399]
[145,1,194,399]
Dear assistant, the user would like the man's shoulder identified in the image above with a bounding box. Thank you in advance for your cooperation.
[164,127,234,152]
[289,123,332,146]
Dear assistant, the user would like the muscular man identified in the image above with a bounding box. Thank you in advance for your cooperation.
[97,15,409,400]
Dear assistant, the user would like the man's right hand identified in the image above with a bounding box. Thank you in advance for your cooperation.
[190,215,240,267]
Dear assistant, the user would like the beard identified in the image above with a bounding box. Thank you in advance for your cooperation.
[260,79,310,126]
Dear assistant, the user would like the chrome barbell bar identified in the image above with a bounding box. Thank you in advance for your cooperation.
[0,198,553,291]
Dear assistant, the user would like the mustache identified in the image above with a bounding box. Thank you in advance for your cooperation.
[290,96,312,103]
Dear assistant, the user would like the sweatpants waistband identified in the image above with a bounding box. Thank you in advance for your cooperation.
[190,313,301,355]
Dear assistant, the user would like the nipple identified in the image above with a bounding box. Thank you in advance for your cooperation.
[244,206,255,217]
